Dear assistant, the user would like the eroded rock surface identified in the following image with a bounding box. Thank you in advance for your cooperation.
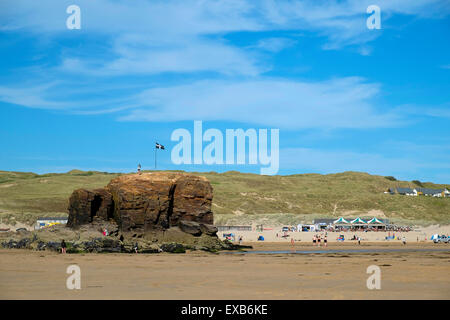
[67,172,215,237]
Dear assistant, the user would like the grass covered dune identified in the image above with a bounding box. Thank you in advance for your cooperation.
[0,170,449,226]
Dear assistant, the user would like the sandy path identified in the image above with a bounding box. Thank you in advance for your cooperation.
[1,243,449,300]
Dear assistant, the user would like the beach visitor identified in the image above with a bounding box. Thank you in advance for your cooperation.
[61,239,66,254]
[358,237,361,245]
[239,236,243,245]
[137,163,142,174]
[291,238,295,247]
[134,242,139,253]
[313,235,316,246]
[317,235,321,247]
[402,236,406,245]
[324,235,327,247]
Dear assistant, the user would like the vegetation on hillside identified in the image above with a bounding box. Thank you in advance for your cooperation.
[0,170,448,226]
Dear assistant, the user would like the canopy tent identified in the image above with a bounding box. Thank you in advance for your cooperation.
[430,234,439,240]
[350,217,367,225]
[367,217,385,225]
[333,217,350,225]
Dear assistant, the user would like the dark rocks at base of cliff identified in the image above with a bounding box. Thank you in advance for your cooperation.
[0,224,250,254]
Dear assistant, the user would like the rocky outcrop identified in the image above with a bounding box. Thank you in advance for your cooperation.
[67,188,114,227]
[67,172,215,237]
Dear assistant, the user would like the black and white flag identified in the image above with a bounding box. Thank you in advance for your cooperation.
[155,142,165,150]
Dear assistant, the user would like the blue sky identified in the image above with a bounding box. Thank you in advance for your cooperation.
[0,0,449,182]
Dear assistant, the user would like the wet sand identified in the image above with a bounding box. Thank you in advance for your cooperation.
[1,243,449,300]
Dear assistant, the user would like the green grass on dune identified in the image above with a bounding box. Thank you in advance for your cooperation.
[0,170,120,225]
[0,170,448,226]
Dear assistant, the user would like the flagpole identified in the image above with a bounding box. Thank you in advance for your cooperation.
[155,143,157,169]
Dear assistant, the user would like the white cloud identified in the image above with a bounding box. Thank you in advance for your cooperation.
[119,77,399,129]
[2,0,449,79]
[0,83,66,109]
[0,76,401,130]
[252,37,297,52]
[61,35,263,76]
[392,104,450,119]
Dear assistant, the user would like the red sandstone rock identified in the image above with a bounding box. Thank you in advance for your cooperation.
[67,172,214,236]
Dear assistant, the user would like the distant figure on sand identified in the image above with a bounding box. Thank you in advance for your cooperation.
[134,242,139,253]
[137,164,142,174]
[358,237,361,245]
[324,235,327,247]
[239,236,243,245]
[402,236,406,245]
[61,239,66,254]
[313,235,316,246]
[291,238,295,247]
[317,235,321,247]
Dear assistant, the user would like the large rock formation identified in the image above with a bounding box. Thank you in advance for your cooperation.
[1,172,253,253]
[67,172,214,236]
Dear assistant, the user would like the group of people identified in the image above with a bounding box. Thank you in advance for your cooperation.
[312,234,327,247]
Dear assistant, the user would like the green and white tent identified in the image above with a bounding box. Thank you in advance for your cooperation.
[367,217,385,225]
[350,217,367,225]
[333,217,349,225]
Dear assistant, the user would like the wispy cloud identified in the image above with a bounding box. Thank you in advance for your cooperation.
[251,37,297,52]
[118,77,400,129]
[0,83,66,109]
[2,0,448,75]
[60,35,264,76]
[0,76,403,130]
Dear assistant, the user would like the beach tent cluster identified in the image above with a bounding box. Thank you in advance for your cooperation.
[332,217,386,229]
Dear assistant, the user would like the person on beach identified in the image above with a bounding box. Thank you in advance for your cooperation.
[358,237,361,245]
[317,235,321,247]
[239,236,243,245]
[313,235,316,246]
[137,163,142,174]
[134,242,139,253]
[61,239,66,254]
[291,238,295,247]
[324,235,327,247]
[402,236,406,245]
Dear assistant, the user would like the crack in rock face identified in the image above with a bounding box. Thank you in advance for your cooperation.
[67,172,215,237]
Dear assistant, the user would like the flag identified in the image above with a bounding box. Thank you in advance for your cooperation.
[155,142,165,150]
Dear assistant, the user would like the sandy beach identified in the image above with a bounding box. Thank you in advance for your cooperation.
[1,242,449,300]
[218,225,450,243]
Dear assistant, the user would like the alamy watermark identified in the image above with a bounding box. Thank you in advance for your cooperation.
[367,5,381,30]
[66,5,81,30]
[366,265,381,290]
[171,121,279,175]
[66,264,81,290]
